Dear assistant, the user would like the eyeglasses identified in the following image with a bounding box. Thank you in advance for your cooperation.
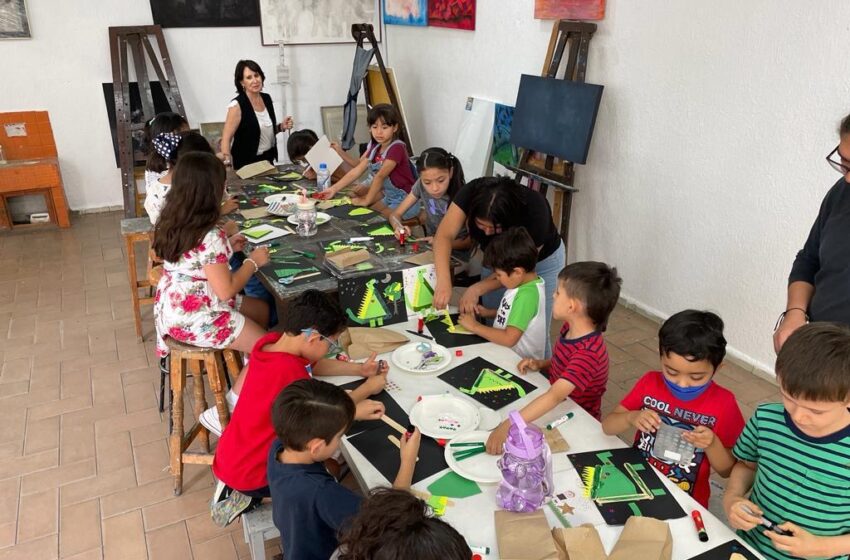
[826,146,850,175]
[301,328,342,355]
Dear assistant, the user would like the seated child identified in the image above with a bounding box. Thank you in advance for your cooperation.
[601,310,745,508]
[318,104,420,220]
[286,128,355,181]
[724,323,850,560]
[210,290,388,526]
[485,261,621,453]
[458,227,546,360]
[332,488,472,560]
[269,379,421,560]
[389,147,473,262]
[143,111,188,198]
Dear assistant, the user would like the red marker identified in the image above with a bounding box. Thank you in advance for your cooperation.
[417,317,425,334]
[398,229,406,245]
[691,510,708,542]
[412,242,420,252]
[455,350,463,357]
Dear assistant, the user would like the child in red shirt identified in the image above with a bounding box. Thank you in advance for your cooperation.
[211,290,387,527]
[602,310,745,507]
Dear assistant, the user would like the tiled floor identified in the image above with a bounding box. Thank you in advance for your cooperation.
[0,212,783,559]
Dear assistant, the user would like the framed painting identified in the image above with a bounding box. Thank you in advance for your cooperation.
[259,0,381,46]
[384,0,427,26]
[199,122,225,153]
[149,0,261,28]
[534,0,605,21]
[0,0,30,39]
[428,0,474,31]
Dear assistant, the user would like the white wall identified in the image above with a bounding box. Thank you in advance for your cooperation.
[0,0,367,210]
[383,0,850,371]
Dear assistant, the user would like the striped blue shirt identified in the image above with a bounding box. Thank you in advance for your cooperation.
[733,403,850,560]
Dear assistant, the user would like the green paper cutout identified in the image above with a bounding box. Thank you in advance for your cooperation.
[426,471,481,499]
[345,278,390,327]
[459,368,527,399]
[257,184,283,193]
[274,266,318,278]
[628,502,642,516]
[580,451,655,504]
[349,207,374,216]
[367,224,396,237]
[242,227,272,240]
[406,268,435,312]
[383,281,403,304]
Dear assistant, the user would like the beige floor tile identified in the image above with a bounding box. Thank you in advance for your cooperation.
[142,487,216,532]
[145,521,192,560]
[191,533,239,560]
[102,510,146,560]
[132,440,171,486]
[60,466,136,506]
[17,488,58,543]
[23,416,60,456]
[94,408,162,437]
[0,534,58,560]
[59,499,101,558]
[95,432,133,474]
[0,449,58,481]
[20,458,96,496]
[100,478,173,519]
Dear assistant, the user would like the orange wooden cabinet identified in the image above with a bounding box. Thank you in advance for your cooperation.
[0,158,71,229]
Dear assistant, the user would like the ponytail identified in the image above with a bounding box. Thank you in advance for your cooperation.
[416,147,466,202]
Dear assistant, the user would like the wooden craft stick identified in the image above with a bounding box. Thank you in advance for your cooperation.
[381,414,406,435]
[291,271,321,281]
[387,435,401,448]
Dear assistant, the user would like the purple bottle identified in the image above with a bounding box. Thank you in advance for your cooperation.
[496,411,553,512]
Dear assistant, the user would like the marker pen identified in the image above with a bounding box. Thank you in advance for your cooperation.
[691,510,708,542]
[546,411,575,430]
[740,505,792,536]
[469,545,490,555]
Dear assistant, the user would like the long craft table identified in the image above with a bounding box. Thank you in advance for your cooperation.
[320,314,764,560]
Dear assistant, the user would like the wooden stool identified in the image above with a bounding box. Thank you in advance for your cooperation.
[120,218,154,340]
[242,503,280,560]
[166,338,242,496]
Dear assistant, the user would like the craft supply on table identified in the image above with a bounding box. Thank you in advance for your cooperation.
[265,193,300,216]
[444,430,501,484]
[426,470,482,499]
[651,422,697,467]
[691,510,709,542]
[496,411,553,513]
[438,357,537,410]
[240,224,291,243]
[405,329,433,340]
[543,426,570,453]
[546,411,575,430]
[339,272,407,327]
[424,311,488,348]
[239,206,271,220]
[739,505,792,536]
[409,394,480,440]
[390,341,451,374]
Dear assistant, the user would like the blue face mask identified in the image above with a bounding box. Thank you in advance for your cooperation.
[663,377,713,401]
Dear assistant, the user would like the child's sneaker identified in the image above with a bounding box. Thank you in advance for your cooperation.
[199,391,238,437]
[210,489,253,527]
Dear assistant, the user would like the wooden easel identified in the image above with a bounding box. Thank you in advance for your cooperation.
[509,20,597,252]
[351,24,413,156]
[109,25,186,217]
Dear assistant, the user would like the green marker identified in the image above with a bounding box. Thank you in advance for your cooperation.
[546,411,575,430]
[292,249,315,259]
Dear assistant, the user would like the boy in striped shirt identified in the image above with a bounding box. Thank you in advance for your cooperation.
[485,262,621,454]
[724,323,850,560]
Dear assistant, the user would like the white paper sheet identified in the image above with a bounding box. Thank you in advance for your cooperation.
[304,134,344,176]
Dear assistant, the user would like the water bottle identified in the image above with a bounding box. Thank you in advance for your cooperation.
[316,162,330,192]
[496,411,553,512]
[295,199,317,237]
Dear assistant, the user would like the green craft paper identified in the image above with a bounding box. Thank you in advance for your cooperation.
[426,471,481,499]
[243,227,272,240]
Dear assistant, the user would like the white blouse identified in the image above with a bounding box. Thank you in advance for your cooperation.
[228,100,275,155]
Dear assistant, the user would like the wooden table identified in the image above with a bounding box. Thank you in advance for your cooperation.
[321,314,765,560]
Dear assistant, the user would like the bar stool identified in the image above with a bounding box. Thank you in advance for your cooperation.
[166,338,242,496]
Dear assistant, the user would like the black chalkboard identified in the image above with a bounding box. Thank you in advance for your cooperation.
[149,0,260,28]
[510,74,604,165]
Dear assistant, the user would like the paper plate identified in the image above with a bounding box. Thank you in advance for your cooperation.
[286,212,331,226]
[391,342,451,375]
[409,394,480,440]
[265,194,300,216]
[444,430,502,484]
[240,224,290,243]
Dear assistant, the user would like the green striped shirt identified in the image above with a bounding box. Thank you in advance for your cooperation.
[733,403,850,560]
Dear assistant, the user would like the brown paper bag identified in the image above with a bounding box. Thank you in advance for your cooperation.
[552,525,607,560]
[340,327,409,359]
[326,248,370,269]
[495,509,560,560]
[403,250,434,265]
[544,428,570,453]
[239,206,270,220]
[607,517,672,560]
[236,160,276,179]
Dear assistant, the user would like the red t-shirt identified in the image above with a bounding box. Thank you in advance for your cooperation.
[369,140,414,191]
[619,371,745,507]
[212,333,310,491]
[547,323,608,420]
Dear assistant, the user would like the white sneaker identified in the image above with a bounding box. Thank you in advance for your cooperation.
[199,391,238,437]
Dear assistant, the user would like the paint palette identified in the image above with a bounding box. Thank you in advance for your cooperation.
[444,430,501,484]
[409,394,481,440]
[390,342,451,374]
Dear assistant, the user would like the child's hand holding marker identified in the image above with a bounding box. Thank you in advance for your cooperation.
[400,426,421,463]
[354,399,385,421]
[359,352,387,377]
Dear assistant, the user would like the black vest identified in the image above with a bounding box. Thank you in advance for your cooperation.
[231,91,278,169]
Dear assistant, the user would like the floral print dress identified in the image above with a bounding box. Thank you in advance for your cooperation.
[154,227,245,357]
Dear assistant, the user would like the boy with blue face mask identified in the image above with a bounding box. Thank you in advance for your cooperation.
[601,310,745,507]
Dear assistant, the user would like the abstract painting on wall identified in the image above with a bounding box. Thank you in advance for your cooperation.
[428,0,475,31]
[259,0,381,45]
[384,0,428,26]
[492,103,519,171]
[534,0,605,21]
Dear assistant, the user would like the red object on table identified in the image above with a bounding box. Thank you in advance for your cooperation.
[455,350,463,357]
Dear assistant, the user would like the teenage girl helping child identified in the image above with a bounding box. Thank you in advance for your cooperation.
[152,152,269,376]
[389,147,472,258]
[318,104,419,220]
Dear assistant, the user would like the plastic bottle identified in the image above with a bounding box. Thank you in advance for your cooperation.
[295,199,317,237]
[495,411,553,512]
[316,162,330,192]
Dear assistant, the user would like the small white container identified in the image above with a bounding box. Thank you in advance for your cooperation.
[30,212,51,224]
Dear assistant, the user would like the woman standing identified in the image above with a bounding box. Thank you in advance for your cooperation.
[432,176,566,355]
[774,113,850,352]
[219,60,292,169]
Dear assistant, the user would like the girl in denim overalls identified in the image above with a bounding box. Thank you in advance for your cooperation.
[319,104,420,220]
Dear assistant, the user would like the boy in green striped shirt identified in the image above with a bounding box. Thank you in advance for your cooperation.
[723,323,850,560]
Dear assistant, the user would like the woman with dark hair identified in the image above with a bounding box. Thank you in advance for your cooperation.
[433,176,566,355]
[333,488,470,560]
[774,112,850,352]
[218,59,293,169]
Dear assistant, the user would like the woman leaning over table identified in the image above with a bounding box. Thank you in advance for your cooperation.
[218,59,293,169]
[432,176,566,357]
[774,112,850,352]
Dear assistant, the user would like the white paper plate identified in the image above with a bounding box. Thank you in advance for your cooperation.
[240,224,290,243]
[265,194,300,216]
[444,430,502,484]
[390,342,451,375]
[409,394,480,440]
[286,212,331,226]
